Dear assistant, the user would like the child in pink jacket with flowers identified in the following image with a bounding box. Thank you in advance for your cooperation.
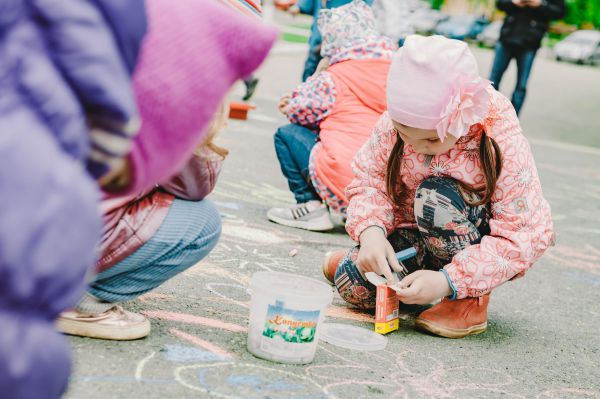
[324,35,554,338]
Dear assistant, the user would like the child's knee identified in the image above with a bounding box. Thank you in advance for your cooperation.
[415,177,462,201]
[334,249,376,310]
[190,200,222,254]
[414,177,465,226]
[274,124,295,143]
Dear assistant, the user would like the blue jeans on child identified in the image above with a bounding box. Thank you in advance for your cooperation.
[87,199,221,304]
[489,41,538,116]
[273,123,321,204]
[335,177,490,309]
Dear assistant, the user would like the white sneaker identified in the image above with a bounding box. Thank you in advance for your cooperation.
[328,208,346,228]
[56,306,151,341]
[267,201,334,231]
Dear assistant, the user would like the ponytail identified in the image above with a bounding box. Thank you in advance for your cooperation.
[459,130,502,206]
[385,133,405,204]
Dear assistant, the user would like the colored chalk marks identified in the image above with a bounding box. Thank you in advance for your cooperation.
[174,363,330,399]
[164,345,227,363]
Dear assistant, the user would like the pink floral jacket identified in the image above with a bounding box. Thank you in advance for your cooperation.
[345,89,554,299]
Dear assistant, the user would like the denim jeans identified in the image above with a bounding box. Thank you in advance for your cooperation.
[334,177,490,309]
[87,199,221,303]
[274,123,320,204]
[489,41,538,115]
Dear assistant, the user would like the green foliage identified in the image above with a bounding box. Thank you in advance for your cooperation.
[566,0,600,28]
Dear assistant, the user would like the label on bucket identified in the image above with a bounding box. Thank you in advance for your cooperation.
[260,301,320,356]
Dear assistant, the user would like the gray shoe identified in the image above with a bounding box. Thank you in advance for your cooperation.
[267,201,334,231]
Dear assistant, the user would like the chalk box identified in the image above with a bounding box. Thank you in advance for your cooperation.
[374,285,399,335]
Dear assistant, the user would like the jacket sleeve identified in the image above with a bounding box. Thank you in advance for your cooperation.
[159,146,224,201]
[444,97,555,299]
[537,0,565,20]
[345,113,398,242]
[31,0,141,178]
[285,71,336,130]
[297,0,316,15]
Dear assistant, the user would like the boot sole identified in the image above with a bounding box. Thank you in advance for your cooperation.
[267,212,334,232]
[415,318,487,339]
[56,318,151,341]
[322,252,336,285]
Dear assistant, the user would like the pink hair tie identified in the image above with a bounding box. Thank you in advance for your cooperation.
[436,76,491,142]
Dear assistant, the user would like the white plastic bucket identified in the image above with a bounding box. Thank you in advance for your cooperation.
[247,271,333,364]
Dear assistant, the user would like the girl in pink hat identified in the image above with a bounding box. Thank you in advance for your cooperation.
[324,35,554,338]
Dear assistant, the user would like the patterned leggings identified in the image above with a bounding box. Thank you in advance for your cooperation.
[335,177,490,309]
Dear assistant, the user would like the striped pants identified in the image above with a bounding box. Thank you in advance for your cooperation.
[79,199,221,313]
[335,177,490,309]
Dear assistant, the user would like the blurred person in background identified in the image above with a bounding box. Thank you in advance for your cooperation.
[489,0,565,115]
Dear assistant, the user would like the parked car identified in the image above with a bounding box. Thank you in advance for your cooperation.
[409,9,449,34]
[477,20,503,48]
[553,30,600,65]
[435,15,488,41]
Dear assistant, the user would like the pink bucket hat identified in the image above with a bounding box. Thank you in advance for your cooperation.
[126,0,277,195]
[387,35,491,141]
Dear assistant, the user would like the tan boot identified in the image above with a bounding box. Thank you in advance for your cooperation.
[56,306,151,341]
[415,294,490,338]
[322,249,347,285]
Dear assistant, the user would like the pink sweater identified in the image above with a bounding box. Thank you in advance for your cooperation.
[346,89,554,299]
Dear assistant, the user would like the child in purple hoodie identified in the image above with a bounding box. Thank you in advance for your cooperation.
[56,0,276,341]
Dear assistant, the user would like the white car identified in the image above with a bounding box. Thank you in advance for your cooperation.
[409,9,449,34]
[553,30,600,65]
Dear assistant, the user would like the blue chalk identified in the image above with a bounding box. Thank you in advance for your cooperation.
[395,247,417,262]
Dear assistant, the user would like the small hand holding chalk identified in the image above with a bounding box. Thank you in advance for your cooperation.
[357,227,400,283]
[393,270,453,305]
[278,94,292,115]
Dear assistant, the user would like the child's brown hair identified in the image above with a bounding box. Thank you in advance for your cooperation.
[385,127,502,206]
[200,100,229,158]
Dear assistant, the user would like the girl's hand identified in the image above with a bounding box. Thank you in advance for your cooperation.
[394,270,452,305]
[278,95,291,115]
[357,226,404,283]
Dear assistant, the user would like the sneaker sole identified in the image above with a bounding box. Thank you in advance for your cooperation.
[414,318,487,339]
[267,212,334,232]
[56,318,151,341]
